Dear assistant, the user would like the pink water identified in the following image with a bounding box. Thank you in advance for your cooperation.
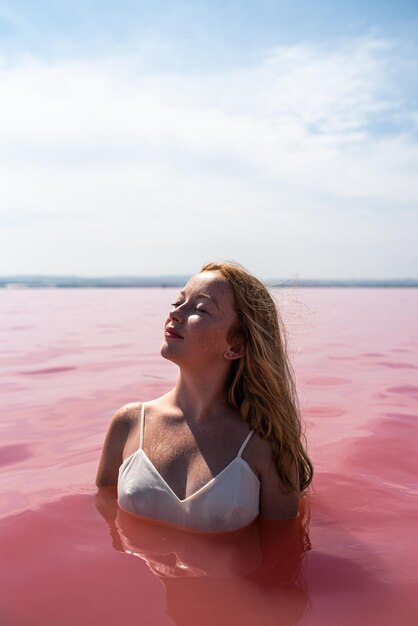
[1,287,417,625]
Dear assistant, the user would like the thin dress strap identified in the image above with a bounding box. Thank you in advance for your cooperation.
[237,430,253,457]
[139,402,146,450]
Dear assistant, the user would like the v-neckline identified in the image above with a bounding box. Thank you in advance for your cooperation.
[119,448,260,503]
[141,449,256,503]
[119,401,259,503]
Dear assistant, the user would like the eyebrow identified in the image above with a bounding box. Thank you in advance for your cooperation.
[179,290,220,311]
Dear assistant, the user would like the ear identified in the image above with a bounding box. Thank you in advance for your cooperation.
[224,339,246,361]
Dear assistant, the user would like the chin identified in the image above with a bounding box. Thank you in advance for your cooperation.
[160,342,176,361]
[160,342,184,367]
[160,352,181,366]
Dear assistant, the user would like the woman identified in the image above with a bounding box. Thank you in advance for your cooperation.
[96,260,313,532]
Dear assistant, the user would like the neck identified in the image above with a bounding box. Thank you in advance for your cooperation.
[168,367,232,423]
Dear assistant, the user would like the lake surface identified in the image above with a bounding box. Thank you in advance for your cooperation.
[1,287,417,625]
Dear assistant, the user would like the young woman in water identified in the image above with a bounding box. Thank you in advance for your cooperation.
[96,260,313,532]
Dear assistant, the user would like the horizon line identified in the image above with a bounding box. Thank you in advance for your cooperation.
[1,275,417,289]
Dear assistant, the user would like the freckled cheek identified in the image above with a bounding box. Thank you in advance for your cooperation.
[188,319,209,336]
[190,322,226,347]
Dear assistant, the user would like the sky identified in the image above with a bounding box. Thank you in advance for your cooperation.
[0,1,417,279]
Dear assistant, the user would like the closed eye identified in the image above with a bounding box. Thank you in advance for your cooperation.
[170,302,207,313]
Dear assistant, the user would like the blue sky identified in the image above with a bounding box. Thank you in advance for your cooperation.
[1,1,417,279]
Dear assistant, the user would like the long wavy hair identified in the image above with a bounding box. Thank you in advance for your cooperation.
[200,260,313,494]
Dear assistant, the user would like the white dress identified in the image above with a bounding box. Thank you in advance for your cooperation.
[117,402,260,533]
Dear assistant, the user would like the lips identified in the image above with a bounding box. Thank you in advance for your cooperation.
[165,326,183,338]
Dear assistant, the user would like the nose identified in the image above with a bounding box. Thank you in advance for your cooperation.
[169,307,182,322]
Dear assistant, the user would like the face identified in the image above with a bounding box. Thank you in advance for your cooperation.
[160,271,241,369]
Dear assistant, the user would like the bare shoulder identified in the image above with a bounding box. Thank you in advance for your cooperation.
[95,402,141,487]
[104,401,140,440]
[112,402,140,426]
[245,430,300,520]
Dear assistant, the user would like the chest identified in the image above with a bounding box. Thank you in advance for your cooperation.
[125,419,252,501]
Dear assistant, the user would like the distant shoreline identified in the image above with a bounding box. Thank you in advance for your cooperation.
[1,276,417,288]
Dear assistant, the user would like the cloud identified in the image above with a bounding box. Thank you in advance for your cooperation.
[0,35,417,276]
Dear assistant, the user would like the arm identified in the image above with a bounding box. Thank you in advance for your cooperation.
[95,403,135,487]
[256,438,300,520]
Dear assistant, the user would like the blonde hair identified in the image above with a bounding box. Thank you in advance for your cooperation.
[200,260,313,494]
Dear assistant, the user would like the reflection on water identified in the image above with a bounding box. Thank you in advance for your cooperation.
[95,487,312,625]
[115,508,263,579]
